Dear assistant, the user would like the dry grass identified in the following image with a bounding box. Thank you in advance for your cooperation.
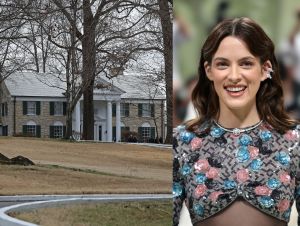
[10,200,172,226]
[0,137,172,195]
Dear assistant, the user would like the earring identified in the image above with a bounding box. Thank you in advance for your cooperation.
[266,68,273,79]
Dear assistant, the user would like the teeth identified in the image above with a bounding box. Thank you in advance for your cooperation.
[226,87,245,92]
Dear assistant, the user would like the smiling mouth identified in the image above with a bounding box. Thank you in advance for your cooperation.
[224,86,247,93]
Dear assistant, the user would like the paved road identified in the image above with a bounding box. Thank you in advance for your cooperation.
[0,194,172,226]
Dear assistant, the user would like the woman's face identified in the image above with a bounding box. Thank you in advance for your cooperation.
[204,36,270,114]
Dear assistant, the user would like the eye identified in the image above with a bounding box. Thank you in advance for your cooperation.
[240,61,254,68]
[215,62,228,69]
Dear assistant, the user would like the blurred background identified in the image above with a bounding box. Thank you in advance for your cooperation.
[173,0,300,127]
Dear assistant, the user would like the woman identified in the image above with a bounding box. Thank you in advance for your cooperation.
[173,17,300,226]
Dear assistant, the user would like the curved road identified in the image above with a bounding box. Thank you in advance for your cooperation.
[0,194,172,226]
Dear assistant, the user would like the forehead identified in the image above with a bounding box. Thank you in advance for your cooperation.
[213,36,256,60]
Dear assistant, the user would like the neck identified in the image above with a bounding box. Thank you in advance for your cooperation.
[217,105,261,128]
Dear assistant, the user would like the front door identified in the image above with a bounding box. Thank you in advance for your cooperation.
[99,126,102,141]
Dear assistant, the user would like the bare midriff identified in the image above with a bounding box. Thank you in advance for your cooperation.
[195,198,287,226]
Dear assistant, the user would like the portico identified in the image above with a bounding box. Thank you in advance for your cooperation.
[72,80,125,142]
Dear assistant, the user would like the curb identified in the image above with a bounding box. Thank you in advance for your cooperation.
[0,194,172,226]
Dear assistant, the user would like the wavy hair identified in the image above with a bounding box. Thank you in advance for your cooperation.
[187,17,296,133]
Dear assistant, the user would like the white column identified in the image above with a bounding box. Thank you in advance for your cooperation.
[75,100,80,133]
[107,101,112,142]
[116,101,121,142]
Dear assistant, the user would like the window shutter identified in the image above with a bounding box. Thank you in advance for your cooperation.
[1,103,3,116]
[112,103,116,117]
[63,126,66,138]
[49,126,54,138]
[138,104,142,117]
[22,125,27,135]
[151,104,155,117]
[138,127,143,141]
[4,103,7,116]
[63,102,67,115]
[151,127,155,139]
[36,125,41,137]
[50,102,54,115]
[23,101,27,115]
[125,103,129,117]
[36,101,40,115]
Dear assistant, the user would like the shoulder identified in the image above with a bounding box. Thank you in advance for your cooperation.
[173,120,212,155]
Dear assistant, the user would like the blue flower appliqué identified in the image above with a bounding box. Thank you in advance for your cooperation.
[239,134,252,146]
[283,208,291,220]
[224,179,237,190]
[173,182,183,197]
[250,159,262,171]
[236,146,250,163]
[195,173,207,184]
[193,203,204,216]
[181,164,192,176]
[210,127,224,138]
[258,196,274,208]
[259,130,272,142]
[275,151,290,166]
[267,178,281,189]
[180,131,195,144]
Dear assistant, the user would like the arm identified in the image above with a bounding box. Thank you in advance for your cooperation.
[173,130,186,226]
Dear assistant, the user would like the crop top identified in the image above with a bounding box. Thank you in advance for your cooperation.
[173,119,300,226]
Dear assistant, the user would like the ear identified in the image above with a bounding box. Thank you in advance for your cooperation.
[261,60,272,81]
[204,61,213,81]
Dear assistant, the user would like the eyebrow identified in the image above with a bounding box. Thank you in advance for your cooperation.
[213,56,256,62]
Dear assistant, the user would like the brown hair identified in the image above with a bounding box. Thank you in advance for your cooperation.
[187,17,296,133]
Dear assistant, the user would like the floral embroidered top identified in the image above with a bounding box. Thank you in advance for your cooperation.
[173,120,300,226]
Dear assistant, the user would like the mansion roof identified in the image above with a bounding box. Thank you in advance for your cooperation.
[4,72,165,100]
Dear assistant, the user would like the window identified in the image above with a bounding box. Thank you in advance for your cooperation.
[1,102,8,116]
[27,125,36,136]
[54,102,63,115]
[138,103,154,117]
[53,126,63,138]
[138,122,155,142]
[50,102,66,116]
[23,121,41,137]
[141,127,151,140]
[23,101,40,115]
[27,102,36,115]
[112,103,129,117]
[50,121,65,138]
[121,103,129,117]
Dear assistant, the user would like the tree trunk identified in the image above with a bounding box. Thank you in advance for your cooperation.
[81,1,96,140]
[158,0,172,144]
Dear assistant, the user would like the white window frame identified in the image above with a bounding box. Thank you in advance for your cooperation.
[142,104,151,117]
[27,101,36,115]
[26,121,36,136]
[54,102,63,115]
[53,121,64,138]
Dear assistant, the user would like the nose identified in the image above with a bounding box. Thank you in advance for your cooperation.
[228,65,242,83]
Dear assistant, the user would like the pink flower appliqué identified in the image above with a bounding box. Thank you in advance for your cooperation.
[190,137,203,151]
[248,146,259,159]
[277,199,290,212]
[236,169,249,183]
[284,130,299,140]
[254,186,272,196]
[194,184,207,198]
[194,159,210,173]
[279,172,291,185]
[209,191,224,202]
[206,167,219,179]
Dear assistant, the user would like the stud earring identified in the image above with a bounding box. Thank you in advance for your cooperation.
[266,68,273,79]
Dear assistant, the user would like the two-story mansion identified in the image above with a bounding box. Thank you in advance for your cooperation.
[0,72,166,142]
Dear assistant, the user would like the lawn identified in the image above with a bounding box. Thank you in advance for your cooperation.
[9,200,172,226]
[0,137,172,194]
